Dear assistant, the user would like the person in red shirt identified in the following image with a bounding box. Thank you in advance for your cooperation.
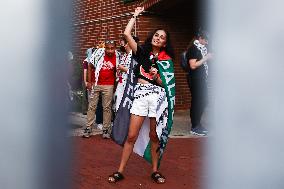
[81,48,103,129]
[82,40,120,139]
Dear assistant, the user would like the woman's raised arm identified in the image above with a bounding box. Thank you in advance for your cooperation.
[123,7,144,54]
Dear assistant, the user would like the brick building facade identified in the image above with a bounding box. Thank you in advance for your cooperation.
[71,0,204,110]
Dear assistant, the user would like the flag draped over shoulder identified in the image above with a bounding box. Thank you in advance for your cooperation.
[112,51,175,165]
[112,57,138,145]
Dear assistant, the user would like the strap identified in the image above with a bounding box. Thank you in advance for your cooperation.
[109,171,124,182]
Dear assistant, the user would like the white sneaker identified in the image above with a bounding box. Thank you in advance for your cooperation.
[102,130,111,139]
[97,124,103,130]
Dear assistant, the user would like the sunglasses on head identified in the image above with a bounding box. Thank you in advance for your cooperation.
[105,40,115,44]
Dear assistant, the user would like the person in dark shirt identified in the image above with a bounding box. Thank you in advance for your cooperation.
[187,31,213,136]
[108,7,175,184]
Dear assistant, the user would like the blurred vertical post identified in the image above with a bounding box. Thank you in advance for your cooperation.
[208,0,284,189]
[0,1,72,189]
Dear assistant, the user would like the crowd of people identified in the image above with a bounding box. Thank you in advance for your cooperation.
[75,6,211,185]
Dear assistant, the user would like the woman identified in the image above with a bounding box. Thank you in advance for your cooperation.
[108,7,175,184]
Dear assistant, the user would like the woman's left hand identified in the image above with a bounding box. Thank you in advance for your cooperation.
[150,67,158,77]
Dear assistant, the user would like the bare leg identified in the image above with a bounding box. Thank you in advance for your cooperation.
[117,114,145,173]
[149,117,159,172]
[149,117,165,183]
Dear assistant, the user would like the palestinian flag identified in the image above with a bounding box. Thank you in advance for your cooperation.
[112,51,175,165]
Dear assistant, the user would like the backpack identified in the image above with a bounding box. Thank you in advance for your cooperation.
[180,51,190,72]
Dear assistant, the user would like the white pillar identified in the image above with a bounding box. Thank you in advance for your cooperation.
[208,1,284,189]
[0,1,71,189]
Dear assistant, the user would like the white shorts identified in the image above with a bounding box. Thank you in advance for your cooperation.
[130,83,161,117]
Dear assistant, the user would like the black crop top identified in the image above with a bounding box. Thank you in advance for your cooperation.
[133,45,160,85]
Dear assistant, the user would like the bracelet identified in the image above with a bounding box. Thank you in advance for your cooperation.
[132,15,137,19]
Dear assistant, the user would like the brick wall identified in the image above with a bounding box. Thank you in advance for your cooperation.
[71,0,202,110]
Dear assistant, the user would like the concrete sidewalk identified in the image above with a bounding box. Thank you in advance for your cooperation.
[69,109,209,138]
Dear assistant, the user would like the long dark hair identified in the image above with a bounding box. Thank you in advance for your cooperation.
[142,28,175,59]
[187,29,209,51]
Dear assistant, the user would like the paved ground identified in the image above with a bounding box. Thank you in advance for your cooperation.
[70,110,209,189]
[71,135,207,189]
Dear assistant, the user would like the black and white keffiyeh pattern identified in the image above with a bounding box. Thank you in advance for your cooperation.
[119,50,133,87]
[193,40,209,77]
[89,48,120,86]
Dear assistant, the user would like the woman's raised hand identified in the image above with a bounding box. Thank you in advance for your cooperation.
[133,7,144,17]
